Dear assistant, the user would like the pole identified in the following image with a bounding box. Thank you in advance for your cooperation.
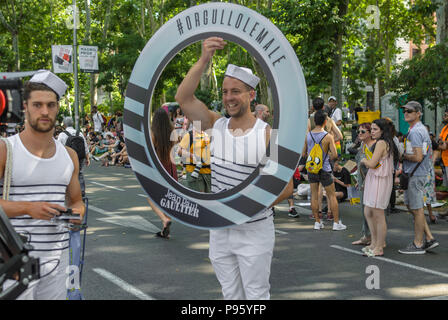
[73,0,80,132]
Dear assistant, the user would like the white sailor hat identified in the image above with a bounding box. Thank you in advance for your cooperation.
[224,64,260,89]
[29,70,68,98]
[328,96,337,102]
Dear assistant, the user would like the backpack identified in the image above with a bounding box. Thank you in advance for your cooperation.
[64,130,86,162]
[305,132,328,174]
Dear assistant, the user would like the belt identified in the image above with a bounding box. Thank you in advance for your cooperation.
[246,209,274,224]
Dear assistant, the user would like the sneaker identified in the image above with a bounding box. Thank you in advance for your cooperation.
[423,239,439,251]
[92,156,99,161]
[398,242,426,254]
[332,221,347,231]
[314,221,324,230]
[288,207,300,218]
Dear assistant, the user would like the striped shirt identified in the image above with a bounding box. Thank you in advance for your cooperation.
[0,134,74,259]
[211,117,271,221]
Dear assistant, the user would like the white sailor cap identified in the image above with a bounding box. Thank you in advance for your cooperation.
[328,96,337,102]
[224,64,260,89]
[29,70,68,99]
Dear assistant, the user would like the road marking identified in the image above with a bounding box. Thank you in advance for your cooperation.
[89,205,118,216]
[275,229,288,235]
[423,295,448,300]
[331,245,448,279]
[138,194,147,198]
[89,205,160,233]
[97,215,161,233]
[93,268,155,300]
[90,181,126,192]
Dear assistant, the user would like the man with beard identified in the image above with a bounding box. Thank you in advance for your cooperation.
[0,70,85,299]
[175,37,293,300]
[254,104,271,122]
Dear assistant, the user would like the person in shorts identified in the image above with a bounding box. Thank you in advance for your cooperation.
[302,110,346,231]
[399,101,439,254]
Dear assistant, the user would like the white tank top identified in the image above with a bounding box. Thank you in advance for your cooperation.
[1,134,74,259]
[211,117,271,221]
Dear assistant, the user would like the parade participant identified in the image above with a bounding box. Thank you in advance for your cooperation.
[58,116,90,169]
[175,37,293,300]
[351,122,375,246]
[148,108,178,238]
[0,70,85,299]
[328,96,342,128]
[91,105,104,134]
[302,110,346,231]
[399,101,439,254]
[177,127,211,193]
[254,104,271,122]
[360,119,397,257]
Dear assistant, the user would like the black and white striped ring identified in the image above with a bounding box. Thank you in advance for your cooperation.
[124,3,308,229]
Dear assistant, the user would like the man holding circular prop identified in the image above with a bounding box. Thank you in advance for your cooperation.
[175,37,293,300]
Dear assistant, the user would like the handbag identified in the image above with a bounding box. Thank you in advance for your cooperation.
[399,159,423,190]
[1,138,13,200]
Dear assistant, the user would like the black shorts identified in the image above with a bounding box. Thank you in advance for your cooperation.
[308,170,334,187]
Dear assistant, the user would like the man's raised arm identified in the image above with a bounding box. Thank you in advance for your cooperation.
[175,37,224,131]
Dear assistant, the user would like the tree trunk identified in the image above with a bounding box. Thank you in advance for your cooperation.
[83,0,97,110]
[331,0,348,110]
[145,0,157,36]
[12,31,19,71]
[331,32,343,106]
[436,0,448,43]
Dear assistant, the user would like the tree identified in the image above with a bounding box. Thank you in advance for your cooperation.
[387,42,448,115]
[435,0,448,42]
[343,0,436,109]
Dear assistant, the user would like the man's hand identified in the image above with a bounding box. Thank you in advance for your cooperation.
[200,37,226,64]
[69,207,84,225]
[27,202,67,221]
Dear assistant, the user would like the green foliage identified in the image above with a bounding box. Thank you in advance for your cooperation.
[387,42,448,111]
[0,0,441,119]
[263,0,342,95]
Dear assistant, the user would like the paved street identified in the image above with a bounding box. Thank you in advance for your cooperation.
[80,162,448,300]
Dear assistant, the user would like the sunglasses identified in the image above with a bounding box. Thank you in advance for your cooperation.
[358,130,368,134]
[403,109,416,114]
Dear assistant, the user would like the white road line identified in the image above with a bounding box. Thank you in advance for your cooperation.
[275,229,288,235]
[423,295,448,300]
[138,194,148,198]
[331,245,448,279]
[93,268,155,300]
[90,181,126,192]
[89,205,118,216]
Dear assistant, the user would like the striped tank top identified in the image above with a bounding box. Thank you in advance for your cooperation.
[0,134,74,259]
[211,117,271,221]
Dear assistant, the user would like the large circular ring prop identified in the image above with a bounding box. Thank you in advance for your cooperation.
[124,2,308,229]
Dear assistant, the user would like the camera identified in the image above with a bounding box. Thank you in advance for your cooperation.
[0,78,24,137]
[0,79,24,124]
[53,208,81,221]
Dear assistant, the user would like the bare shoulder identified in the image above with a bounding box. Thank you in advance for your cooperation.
[265,124,272,141]
[210,110,222,126]
[376,139,387,149]
[324,131,334,142]
[64,146,80,167]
